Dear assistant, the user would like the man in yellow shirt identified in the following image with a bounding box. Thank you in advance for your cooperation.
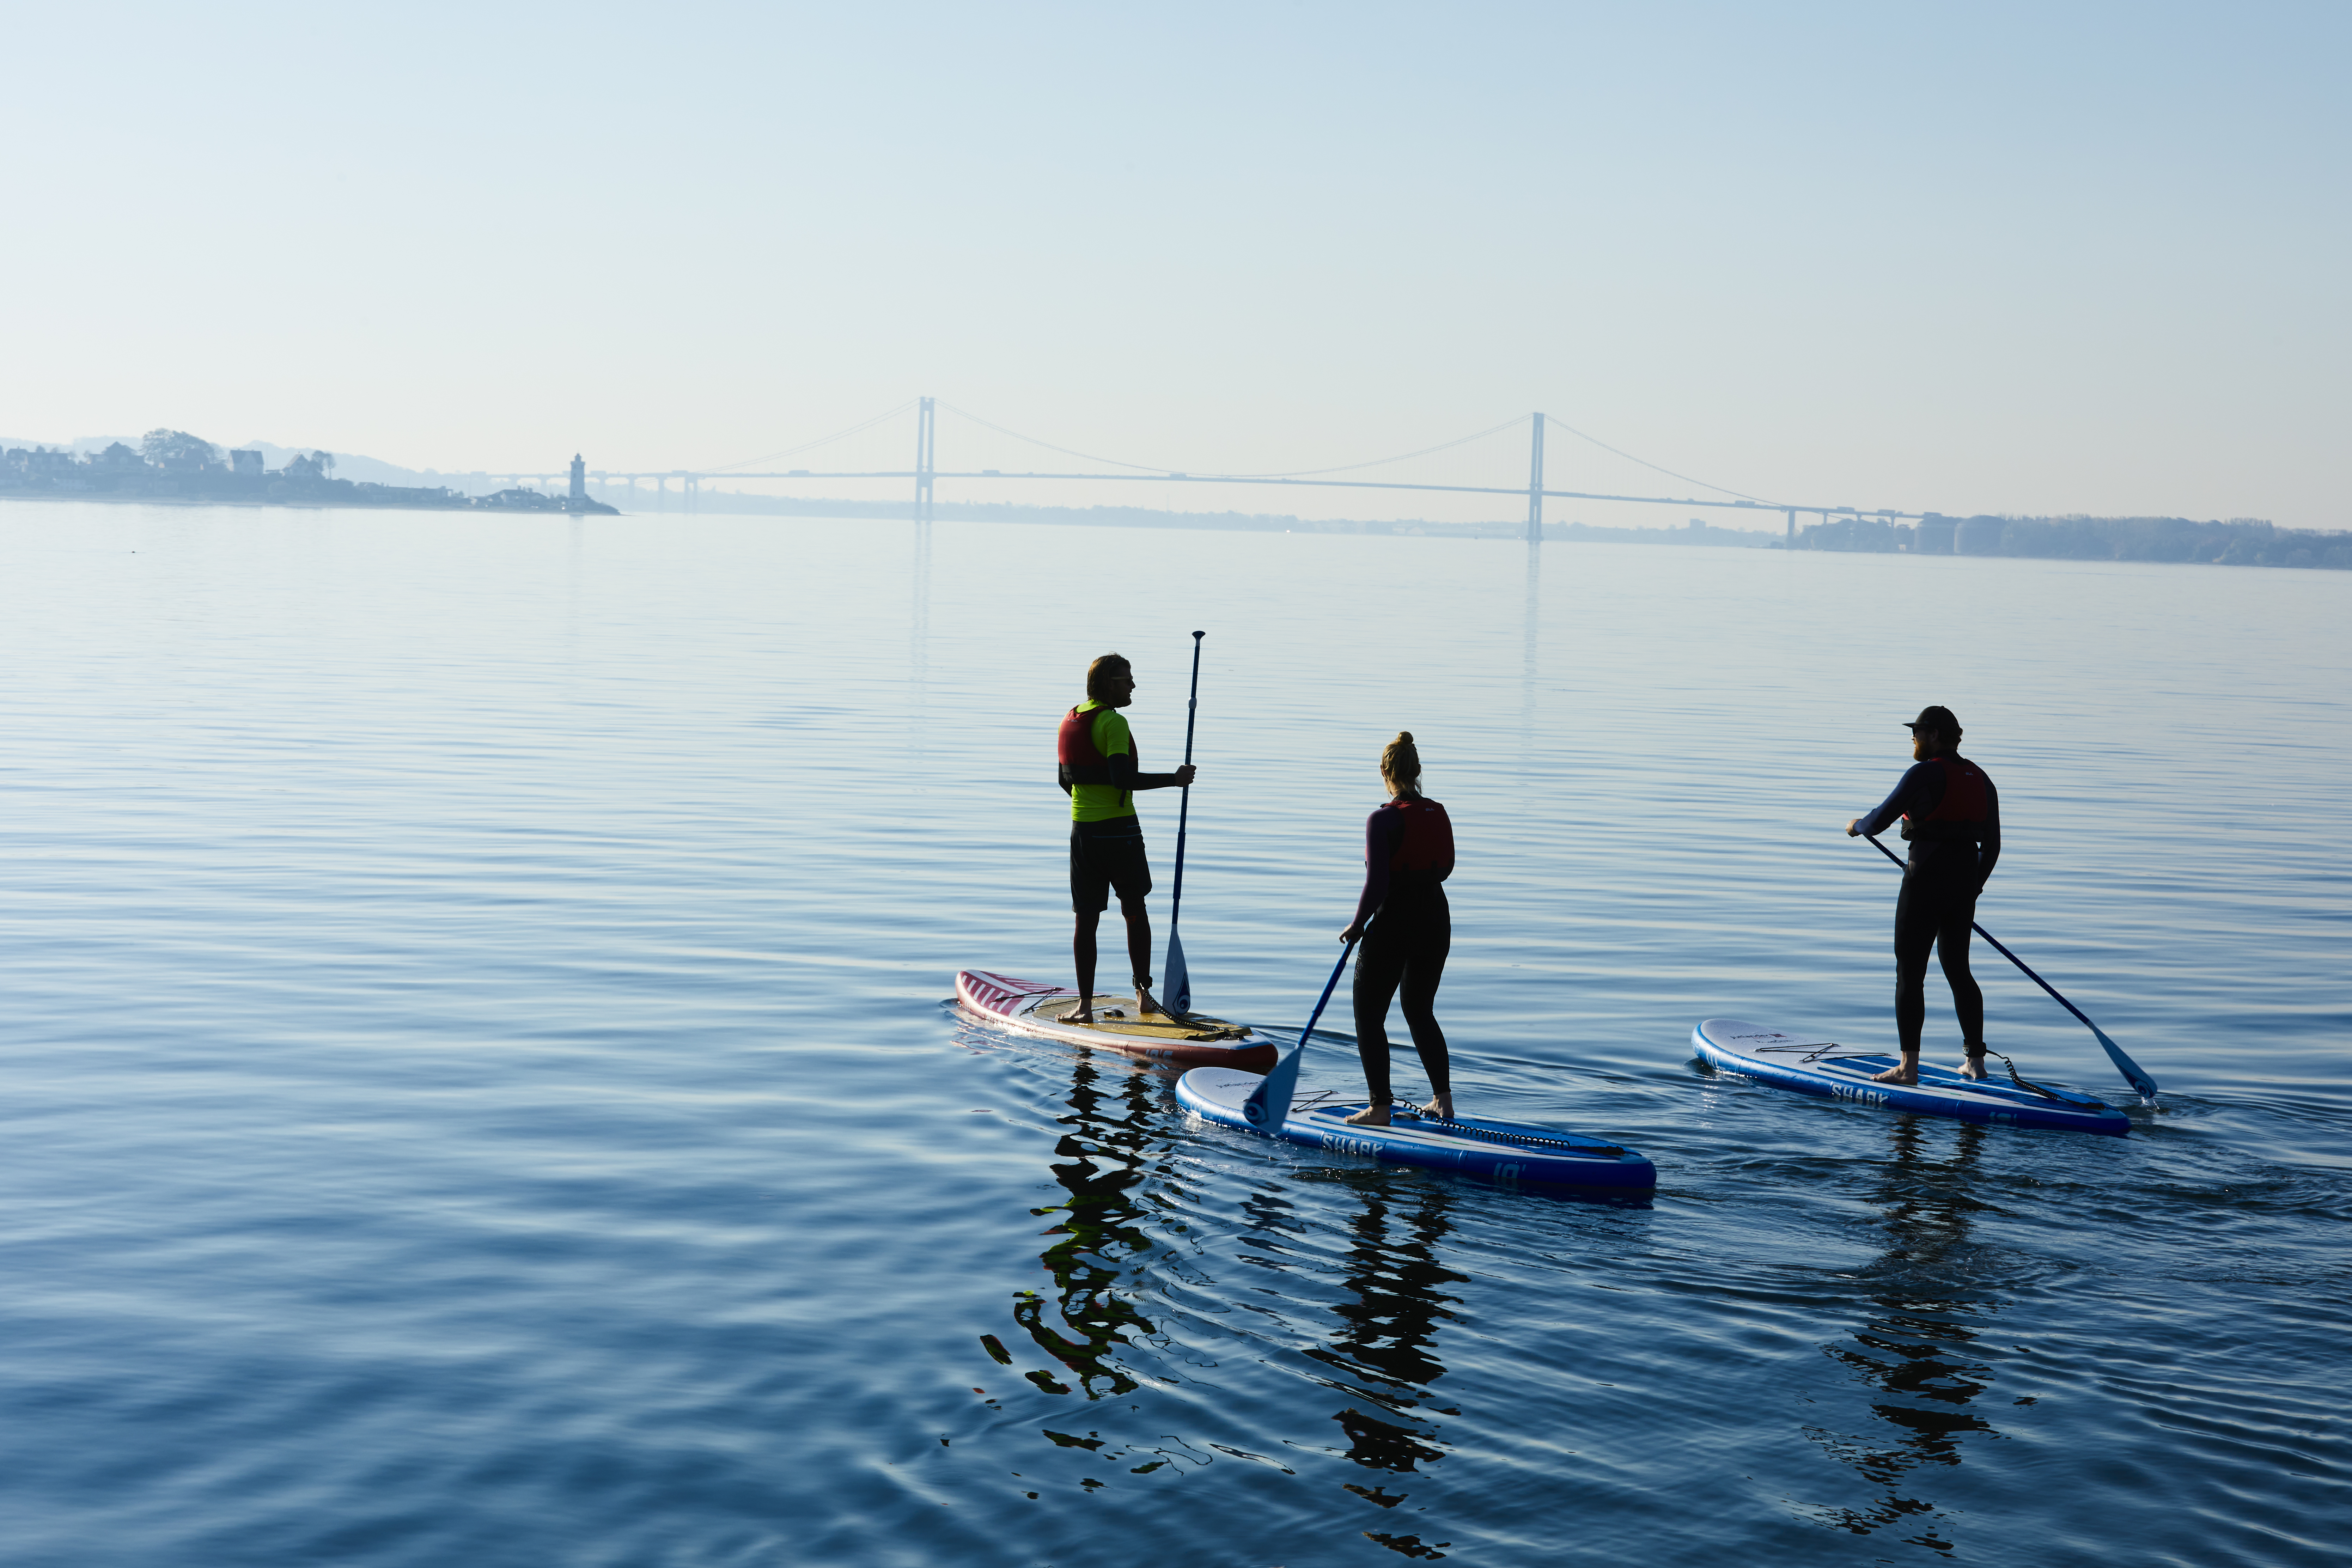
[1058,653,1197,1023]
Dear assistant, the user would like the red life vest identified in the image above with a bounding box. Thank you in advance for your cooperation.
[1902,755,1989,841]
[1382,796,1455,886]
[1057,704,1132,789]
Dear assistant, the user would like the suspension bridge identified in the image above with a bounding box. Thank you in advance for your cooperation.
[488,399,1927,543]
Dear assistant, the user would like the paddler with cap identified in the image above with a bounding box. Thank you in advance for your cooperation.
[1059,653,1196,1024]
[1845,705,2002,1085]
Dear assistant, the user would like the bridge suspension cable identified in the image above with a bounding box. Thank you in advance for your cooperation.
[932,401,1180,474]
[1243,415,1528,479]
[936,401,1527,480]
[709,399,919,473]
[1542,414,1780,506]
[648,393,1897,522]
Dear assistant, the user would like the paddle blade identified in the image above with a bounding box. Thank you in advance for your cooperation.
[1241,1043,1302,1134]
[2091,1023,2160,1100]
[1165,930,1191,1015]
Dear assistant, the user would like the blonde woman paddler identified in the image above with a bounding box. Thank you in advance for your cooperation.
[1341,733,1457,1127]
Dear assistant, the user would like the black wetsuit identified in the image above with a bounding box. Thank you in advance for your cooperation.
[1854,756,2002,1055]
[1350,798,1454,1107]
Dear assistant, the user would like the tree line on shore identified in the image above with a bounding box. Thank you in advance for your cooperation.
[0,429,610,513]
[1790,511,2349,570]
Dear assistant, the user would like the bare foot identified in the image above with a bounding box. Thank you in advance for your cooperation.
[1135,987,1163,1017]
[1417,1093,1455,1120]
[1959,1053,1990,1081]
[1343,1104,1391,1127]
[1871,1063,1920,1085]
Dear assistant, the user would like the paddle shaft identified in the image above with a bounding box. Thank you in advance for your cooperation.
[1167,631,1204,929]
[1861,833,2157,1097]
[1240,935,1359,1134]
[1299,939,1358,1049]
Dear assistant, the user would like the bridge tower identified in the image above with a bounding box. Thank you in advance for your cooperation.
[1525,412,1547,543]
[914,396,937,522]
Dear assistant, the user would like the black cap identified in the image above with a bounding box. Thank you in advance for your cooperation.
[1906,705,1962,738]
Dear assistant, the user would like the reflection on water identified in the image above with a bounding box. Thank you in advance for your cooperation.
[1520,538,1542,767]
[1009,1054,1171,1399]
[1308,1173,1466,1558]
[4,504,2340,1567]
[993,1043,1477,1554]
[1521,537,1542,675]
[1305,1175,1462,1449]
[1807,1118,2000,1550]
[910,517,933,712]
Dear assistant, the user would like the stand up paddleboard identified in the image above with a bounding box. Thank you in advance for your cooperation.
[1176,1067,1658,1189]
[956,970,1281,1070]
[1691,1017,2129,1136]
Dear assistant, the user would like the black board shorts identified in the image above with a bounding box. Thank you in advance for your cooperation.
[1070,816,1152,913]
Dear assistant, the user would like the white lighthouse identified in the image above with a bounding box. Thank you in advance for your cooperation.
[568,453,586,505]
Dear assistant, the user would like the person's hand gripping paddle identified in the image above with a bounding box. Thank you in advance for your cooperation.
[1163,631,1205,1015]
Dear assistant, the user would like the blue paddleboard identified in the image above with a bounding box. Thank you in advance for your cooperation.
[1176,1067,1658,1189]
[1691,1017,2130,1136]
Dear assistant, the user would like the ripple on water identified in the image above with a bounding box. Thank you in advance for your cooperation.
[0,509,2345,1566]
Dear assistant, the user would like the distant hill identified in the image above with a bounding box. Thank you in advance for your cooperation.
[224,441,505,494]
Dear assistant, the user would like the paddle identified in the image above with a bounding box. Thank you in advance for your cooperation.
[1861,834,2159,1100]
[1163,630,1205,1014]
[1242,938,1358,1134]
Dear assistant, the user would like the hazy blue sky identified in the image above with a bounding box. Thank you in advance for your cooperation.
[6,2,2345,526]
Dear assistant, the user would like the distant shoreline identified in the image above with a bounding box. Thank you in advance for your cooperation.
[0,486,1771,548]
[0,482,616,517]
[5,487,2345,571]
[0,491,358,512]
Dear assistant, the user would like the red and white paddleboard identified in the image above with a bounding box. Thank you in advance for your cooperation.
[954,970,1281,1070]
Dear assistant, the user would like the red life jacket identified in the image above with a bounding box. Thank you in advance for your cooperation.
[1902,755,1989,841]
[1058,704,1133,790]
[1383,796,1455,886]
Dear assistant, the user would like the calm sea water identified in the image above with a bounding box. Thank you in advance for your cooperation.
[1,501,2345,1567]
